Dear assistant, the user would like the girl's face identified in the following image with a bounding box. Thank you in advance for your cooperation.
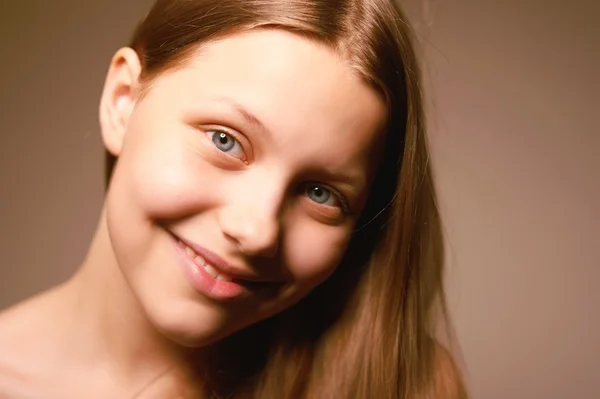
[101,29,387,346]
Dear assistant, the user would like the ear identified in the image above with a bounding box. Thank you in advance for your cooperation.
[99,47,142,157]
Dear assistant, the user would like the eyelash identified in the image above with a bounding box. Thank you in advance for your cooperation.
[336,192,351,214]
[203,127,351,214]
[303,183,351,214]
[205,128,248,163]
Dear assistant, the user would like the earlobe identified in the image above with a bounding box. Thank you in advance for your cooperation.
[99,47,142,157]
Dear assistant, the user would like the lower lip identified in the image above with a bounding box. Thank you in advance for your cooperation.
[171,236,248,301]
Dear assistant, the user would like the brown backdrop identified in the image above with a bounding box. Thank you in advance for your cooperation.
[1,1,598,397]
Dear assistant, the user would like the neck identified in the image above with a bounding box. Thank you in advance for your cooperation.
[60,206,197,393]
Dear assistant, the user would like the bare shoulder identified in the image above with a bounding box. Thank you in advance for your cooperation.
[431,342,468,399]
[0,291,63,398]
[0,292,53,349]
[0,304,34,398]
[0,362,29,399]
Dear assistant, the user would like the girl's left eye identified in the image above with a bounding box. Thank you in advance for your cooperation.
[305,185,335,206]
[206,130,245,160]
[305,184,348,212]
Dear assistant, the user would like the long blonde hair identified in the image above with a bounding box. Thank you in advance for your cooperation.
[105,0,464,397]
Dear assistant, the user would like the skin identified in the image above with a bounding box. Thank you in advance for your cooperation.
[0,29,387,398]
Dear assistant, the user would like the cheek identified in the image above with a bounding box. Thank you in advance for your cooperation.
[283,217,353,290]
[115,120,220,221]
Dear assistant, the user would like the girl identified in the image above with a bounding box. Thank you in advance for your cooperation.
[0,0,466,397]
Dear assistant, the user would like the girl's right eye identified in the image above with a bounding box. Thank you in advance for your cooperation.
[206,130,246,162]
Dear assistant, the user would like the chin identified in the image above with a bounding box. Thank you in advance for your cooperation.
[144,296,244,348]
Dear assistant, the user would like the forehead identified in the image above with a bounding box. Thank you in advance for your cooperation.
[144,29,387,180]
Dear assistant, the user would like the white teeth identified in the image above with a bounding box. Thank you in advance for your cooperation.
[216,274,232,282]
[194,255,205,266]
[183,243,231,282]
[203,263,220,279]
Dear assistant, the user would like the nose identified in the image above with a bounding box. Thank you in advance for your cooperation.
[218,191,282,258]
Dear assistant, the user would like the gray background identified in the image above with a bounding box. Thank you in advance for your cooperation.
[1,0,598,397]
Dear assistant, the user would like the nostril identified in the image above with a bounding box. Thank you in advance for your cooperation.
[237,234,279,258]
[219,209,281,257]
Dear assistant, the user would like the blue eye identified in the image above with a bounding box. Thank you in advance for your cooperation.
[305,185,337,206]
[207,130,245,159]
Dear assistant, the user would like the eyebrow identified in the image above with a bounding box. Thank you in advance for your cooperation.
[211,96,271,138]
[320,168,367,196]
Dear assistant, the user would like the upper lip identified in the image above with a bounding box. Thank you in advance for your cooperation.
[173,232,278,283]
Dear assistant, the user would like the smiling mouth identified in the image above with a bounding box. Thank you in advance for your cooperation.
[180,242,233,282]
[173,235,280,292]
